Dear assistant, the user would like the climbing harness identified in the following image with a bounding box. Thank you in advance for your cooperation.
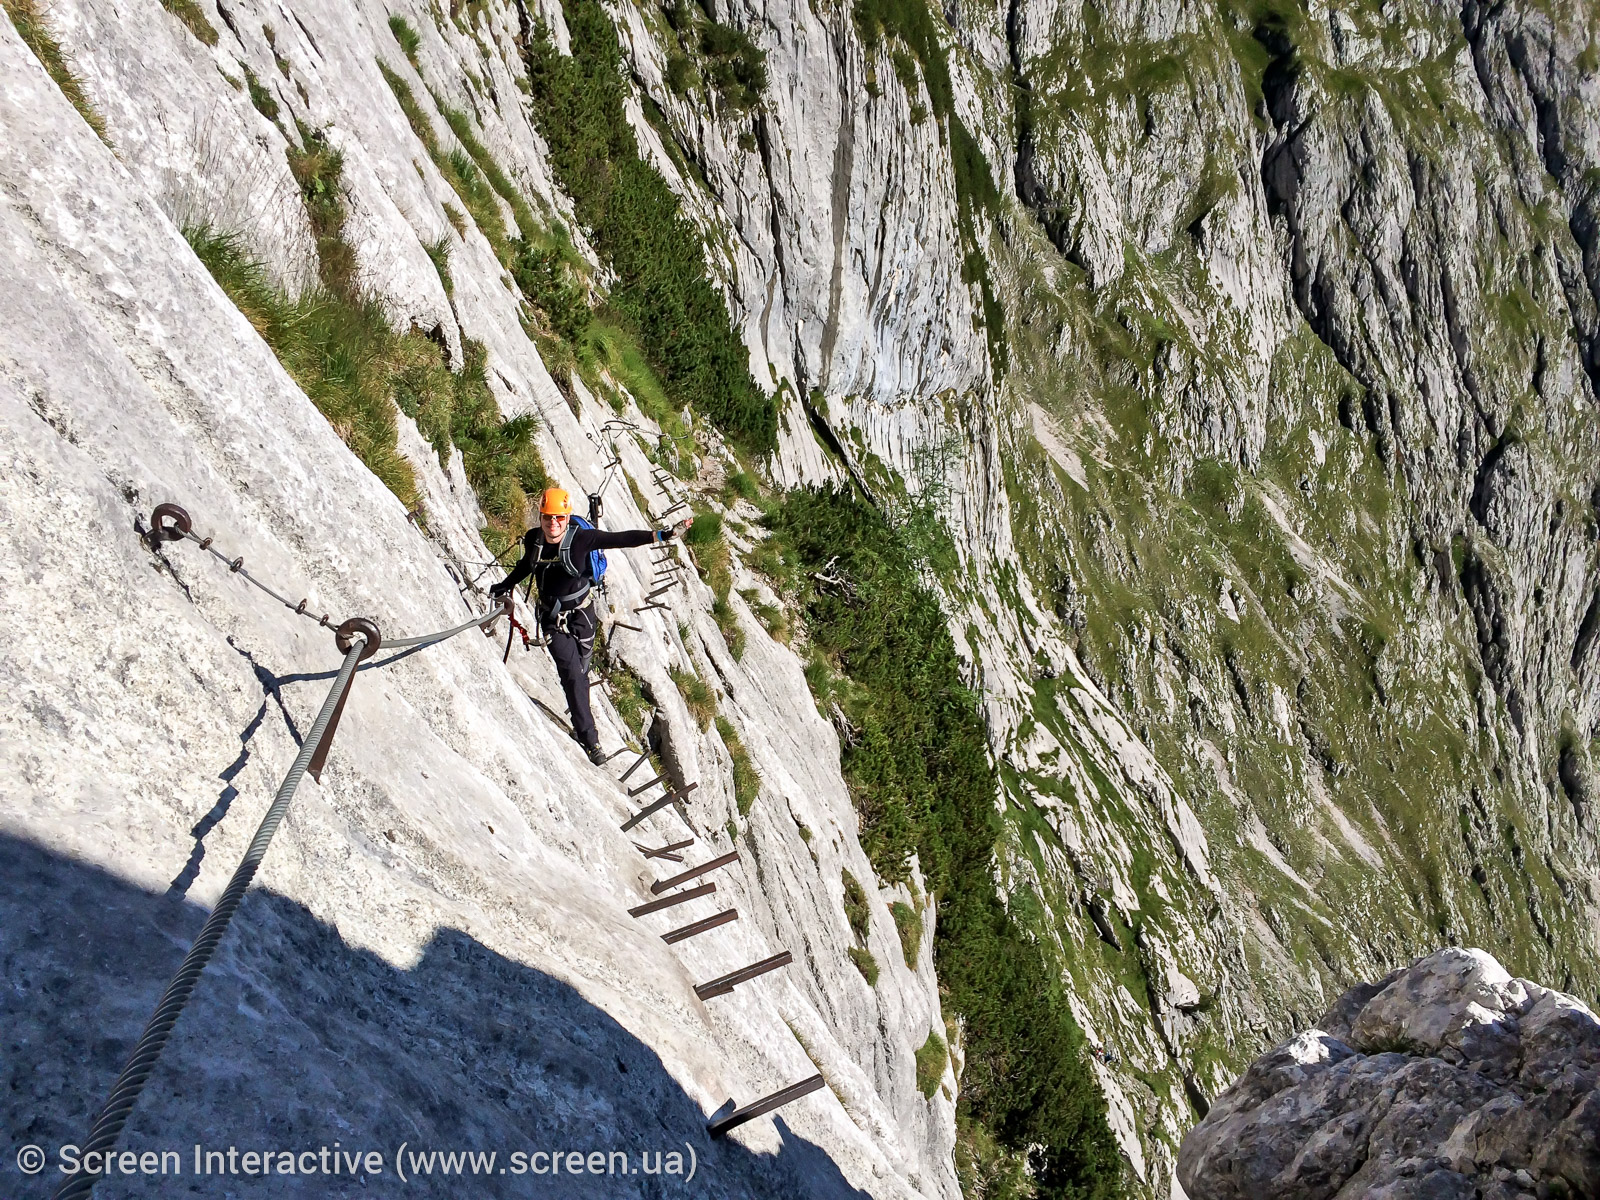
[54,505,515,1200]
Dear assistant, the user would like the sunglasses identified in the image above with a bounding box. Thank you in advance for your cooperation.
[540,513,570,522]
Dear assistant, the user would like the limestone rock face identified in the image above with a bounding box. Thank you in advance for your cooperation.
[6,0,1600,1188]
[1178,949,1600,1200]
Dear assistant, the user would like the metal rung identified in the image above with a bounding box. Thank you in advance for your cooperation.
[619,750,651,784]
[636,838,695,860]
[628,771,668,796]
[707,1075,826,1138]
[651,848,737,895]
[628,883,714,917]
[694,951,792,1000]
[619,783,697,833]
[663,908,737,944]
[620,792,678,832]
[646,584,674,600]
[610,621,644,633]
[635,847,683,863]
[600,746,632,763]
[634,602,671,614]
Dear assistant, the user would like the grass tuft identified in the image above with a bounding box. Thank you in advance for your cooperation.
[716,715,761,815]
[842,869,872,942]
[3,0,109,142]
[243,65,279,122]
[388,14,422,65]
[423,234,453,295]
[605,662,652,739]
[669,665,716,729]
[160,0,218,45]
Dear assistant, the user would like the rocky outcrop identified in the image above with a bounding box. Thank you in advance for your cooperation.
[1178,948,1600,1200]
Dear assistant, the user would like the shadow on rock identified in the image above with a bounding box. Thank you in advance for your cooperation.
[0,834,869,1198]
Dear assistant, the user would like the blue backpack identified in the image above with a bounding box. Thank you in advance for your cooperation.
[557,515,607,586]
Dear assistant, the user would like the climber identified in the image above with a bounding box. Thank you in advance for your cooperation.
[490,486,690,765]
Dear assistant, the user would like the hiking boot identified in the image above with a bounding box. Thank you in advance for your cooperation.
[586,744,607,766]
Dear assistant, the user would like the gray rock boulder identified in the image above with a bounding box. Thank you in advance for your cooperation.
[1178,948,1600,1200]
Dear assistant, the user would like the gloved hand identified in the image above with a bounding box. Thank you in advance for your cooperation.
[656,516,694,542]
[488,581,510,600]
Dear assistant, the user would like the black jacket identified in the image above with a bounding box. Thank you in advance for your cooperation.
[491,525,664,609]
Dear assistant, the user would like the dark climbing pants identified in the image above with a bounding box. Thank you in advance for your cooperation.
[543,602,598,749]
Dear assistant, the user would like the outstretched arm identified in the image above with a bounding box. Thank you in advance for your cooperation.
[573,518,693,553]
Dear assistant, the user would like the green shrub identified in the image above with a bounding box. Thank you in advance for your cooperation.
[388,14,422,65]
[915,1030,948,1097]
[768,484,1122,1200]
[842,869,872,942]
[699,20,766,112]
[848,946,879,985]
[524,0,776,452]
[665,51,695,95]
[4,0,109,141]
[513,243,591,343]
[890,899,922,968]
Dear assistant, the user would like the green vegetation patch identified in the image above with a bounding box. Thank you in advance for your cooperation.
[848,945,880,985]
[767,485,1121,1198]
[604,660,653,739]
[523,0,776,452]
[243,65,279,123]
[380,61,591,354]
[4,0,110,142]
[715,715,761,815]
[660,0,768,114]
[890,898,922,968]
[686,510,744,656]
[915,1029,948,1097]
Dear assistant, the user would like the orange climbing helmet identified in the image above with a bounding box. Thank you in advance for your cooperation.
[539,486,574,517]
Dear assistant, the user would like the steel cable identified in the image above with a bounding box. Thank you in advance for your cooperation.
[150,506,510,652]
[52,637,368,1200]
